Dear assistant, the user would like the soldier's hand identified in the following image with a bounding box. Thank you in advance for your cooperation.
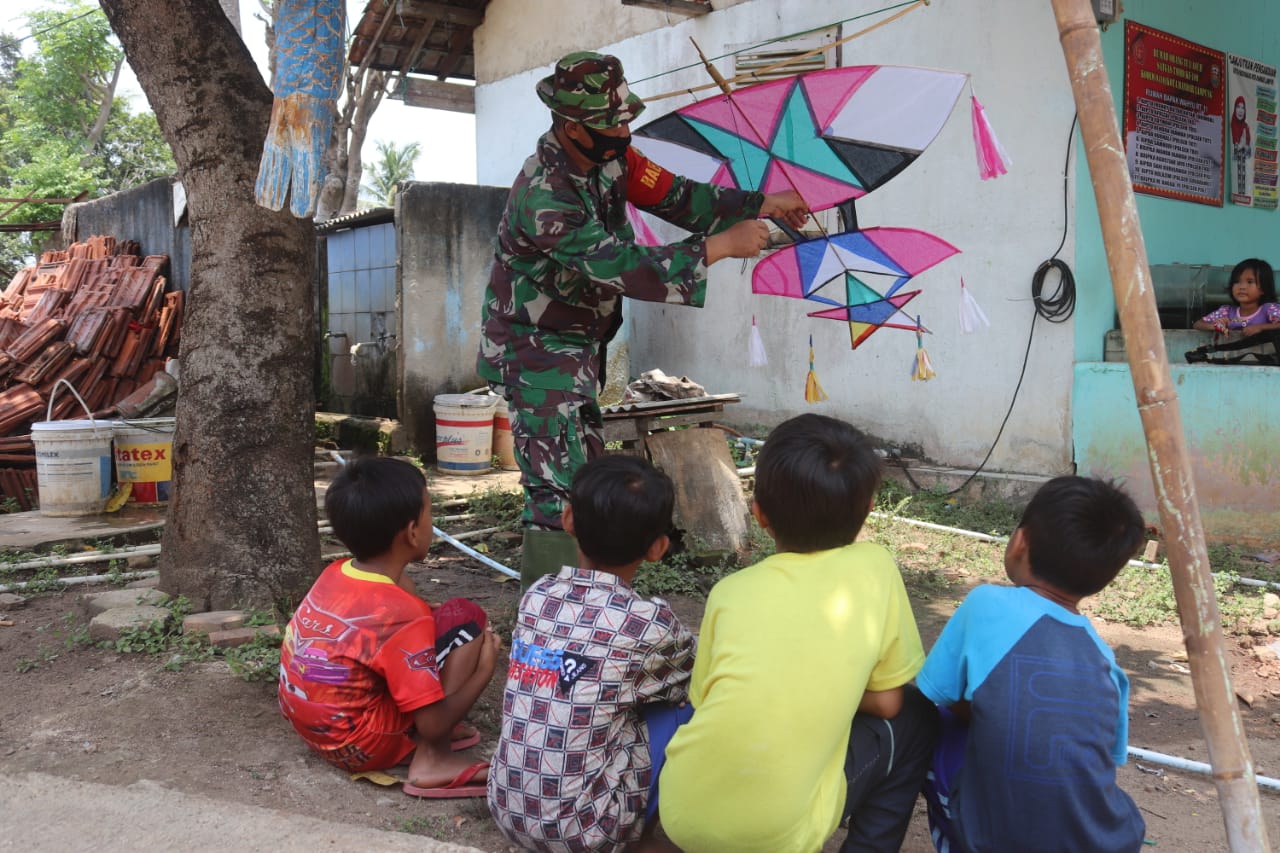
[760,190,809,229]
[707,220,770,263]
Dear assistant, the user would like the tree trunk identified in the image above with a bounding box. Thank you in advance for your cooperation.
[98,0,320,611]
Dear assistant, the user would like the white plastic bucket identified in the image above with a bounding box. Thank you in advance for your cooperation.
[113,417,176,505]
[32,420,114,516]
[434,394,498,475]
[492,396,519,471]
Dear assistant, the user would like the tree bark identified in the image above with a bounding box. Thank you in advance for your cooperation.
[98,0,320,611]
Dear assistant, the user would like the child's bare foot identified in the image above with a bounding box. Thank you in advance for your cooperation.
[406,745,489,790]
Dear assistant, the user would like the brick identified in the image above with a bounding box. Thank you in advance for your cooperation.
[207,624,282,648]
[125,554,156,570]
[88,605,171,642]
[182,610,248,637]
[0,592,26,609]
[82,587,170,617]
[125,575,160,589]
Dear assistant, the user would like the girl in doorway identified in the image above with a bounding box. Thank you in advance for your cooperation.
[1194,258,1280,336]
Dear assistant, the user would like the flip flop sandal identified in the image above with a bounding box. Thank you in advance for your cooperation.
[450,722,480,751]
[402,761,489,799]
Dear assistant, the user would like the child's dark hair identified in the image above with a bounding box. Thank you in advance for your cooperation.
[1228,258,1276,305]
[324,457,427,560]
[1019,476,1144,597]
[569,455,674,567]
[754,414,882,552]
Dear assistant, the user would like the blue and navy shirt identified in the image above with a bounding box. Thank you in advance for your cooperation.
[918,584,1145,853]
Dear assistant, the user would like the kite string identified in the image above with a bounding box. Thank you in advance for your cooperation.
[640,0,929,103]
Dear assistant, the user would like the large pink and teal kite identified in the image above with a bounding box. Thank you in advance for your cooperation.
[635,64,971,349]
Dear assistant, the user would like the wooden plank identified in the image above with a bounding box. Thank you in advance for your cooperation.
[401,78,475,113]
[620,0,711,16]
[646,428,749,557]
[395,1,484,27]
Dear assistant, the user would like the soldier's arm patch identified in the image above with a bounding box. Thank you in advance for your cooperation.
[625,148,674,207]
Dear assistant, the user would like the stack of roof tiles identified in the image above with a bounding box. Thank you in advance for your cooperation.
[0,236,182,510]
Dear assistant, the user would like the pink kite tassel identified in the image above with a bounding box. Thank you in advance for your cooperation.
[749,316,768,367]
[971,95,1012,181]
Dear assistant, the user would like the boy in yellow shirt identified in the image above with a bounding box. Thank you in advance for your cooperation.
[660,413,939,852]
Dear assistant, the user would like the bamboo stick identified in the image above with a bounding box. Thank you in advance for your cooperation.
[1048,1,1270,849]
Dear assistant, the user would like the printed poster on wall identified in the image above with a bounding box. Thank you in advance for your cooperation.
[1124,21,1225,206]
[1226,53,1278,210]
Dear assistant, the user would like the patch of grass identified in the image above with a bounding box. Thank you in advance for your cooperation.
[465,488,523,529]
[876,480,1021,538]
[1089,564,1267,635]
[15,647,58,673]
[224,630,284,682]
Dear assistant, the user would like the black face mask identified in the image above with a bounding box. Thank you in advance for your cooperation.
[576,123,631,165]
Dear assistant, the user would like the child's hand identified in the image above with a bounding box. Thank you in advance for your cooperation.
[479,627,502,674]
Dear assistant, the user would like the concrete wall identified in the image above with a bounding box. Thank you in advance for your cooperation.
[474,0,1079,475]
[396,181,509,456]
[1074,363,1280,546]
[473,0,749,84]
[62,177,191,293]
[1071,2,1280,544]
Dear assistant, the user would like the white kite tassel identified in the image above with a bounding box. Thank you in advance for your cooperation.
[748,316,768,367]
[959,278,991,334]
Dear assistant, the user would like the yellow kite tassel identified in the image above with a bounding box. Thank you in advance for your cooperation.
[910,316,936,381]
[804,334,828,403]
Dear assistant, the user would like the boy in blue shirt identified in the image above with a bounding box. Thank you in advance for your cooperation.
[918,476,1147,852]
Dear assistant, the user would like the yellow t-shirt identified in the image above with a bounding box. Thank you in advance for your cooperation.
[659,542,924,853]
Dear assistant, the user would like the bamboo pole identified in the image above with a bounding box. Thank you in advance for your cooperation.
[1048,2,1270,849]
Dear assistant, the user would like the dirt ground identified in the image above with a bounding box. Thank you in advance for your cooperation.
[2,509,1279,851]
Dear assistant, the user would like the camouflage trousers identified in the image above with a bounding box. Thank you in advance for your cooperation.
[490,384,604,529]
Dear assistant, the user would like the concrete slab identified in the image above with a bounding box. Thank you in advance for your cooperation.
[0,504,166,552]
[1,468,520,553]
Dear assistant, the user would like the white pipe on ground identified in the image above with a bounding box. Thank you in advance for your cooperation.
[0,570,157,593]
[1129,746,1280,793]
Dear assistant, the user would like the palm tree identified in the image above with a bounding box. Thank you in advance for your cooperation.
[361,139,421,207]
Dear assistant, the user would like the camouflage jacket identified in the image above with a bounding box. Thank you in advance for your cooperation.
[477,130,763,395]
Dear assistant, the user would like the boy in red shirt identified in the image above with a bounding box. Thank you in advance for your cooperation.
[279,457,500,797]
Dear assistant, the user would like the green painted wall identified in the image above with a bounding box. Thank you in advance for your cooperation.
[1074,363,1280,545]
[1072,4,1280,545]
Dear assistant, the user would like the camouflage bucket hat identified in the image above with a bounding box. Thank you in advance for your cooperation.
[536,51,646,128]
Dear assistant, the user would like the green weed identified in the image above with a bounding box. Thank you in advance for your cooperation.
[224,630,284,682]
[1089,564,1266,633]
[465,488,523,529]
[876,480,1021,537]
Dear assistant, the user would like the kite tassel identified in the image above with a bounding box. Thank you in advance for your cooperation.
[910,316,936,381]
[971,93,1012,180]
[958,278,991,334]
[749,316,768,367]
[804,335,828,403]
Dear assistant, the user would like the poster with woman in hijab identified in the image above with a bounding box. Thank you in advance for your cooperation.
[1226,53,1278,210]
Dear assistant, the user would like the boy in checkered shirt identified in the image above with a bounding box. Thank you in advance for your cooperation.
[487,454,696,852]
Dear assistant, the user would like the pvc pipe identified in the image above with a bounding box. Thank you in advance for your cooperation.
[2,543,162,572]
[0,570,157,593]
[432,526,518,580]
[1128,746,1280,793]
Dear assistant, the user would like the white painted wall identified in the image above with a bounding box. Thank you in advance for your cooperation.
[473,0,1079,475]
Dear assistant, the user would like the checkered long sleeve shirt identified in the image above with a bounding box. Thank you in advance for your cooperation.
[487,566,696,852]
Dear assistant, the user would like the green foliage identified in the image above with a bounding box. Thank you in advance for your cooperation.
[1089,564,1266,633]
[465,488,523,529]
[360,139,421,207]
[224,630,284,682]
[875,479,1022,538]
[0,2,175,271]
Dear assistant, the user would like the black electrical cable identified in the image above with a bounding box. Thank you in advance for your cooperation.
[893,115,1081,496]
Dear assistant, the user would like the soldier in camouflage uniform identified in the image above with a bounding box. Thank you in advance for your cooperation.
[478,51,808,585]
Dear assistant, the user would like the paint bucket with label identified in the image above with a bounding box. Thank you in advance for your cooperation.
[433,394,498,475]
[492,395,519,471]
[113,417,176,504]
[31,379,114,516]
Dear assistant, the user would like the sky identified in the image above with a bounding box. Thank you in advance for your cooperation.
[3,0,478,186]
